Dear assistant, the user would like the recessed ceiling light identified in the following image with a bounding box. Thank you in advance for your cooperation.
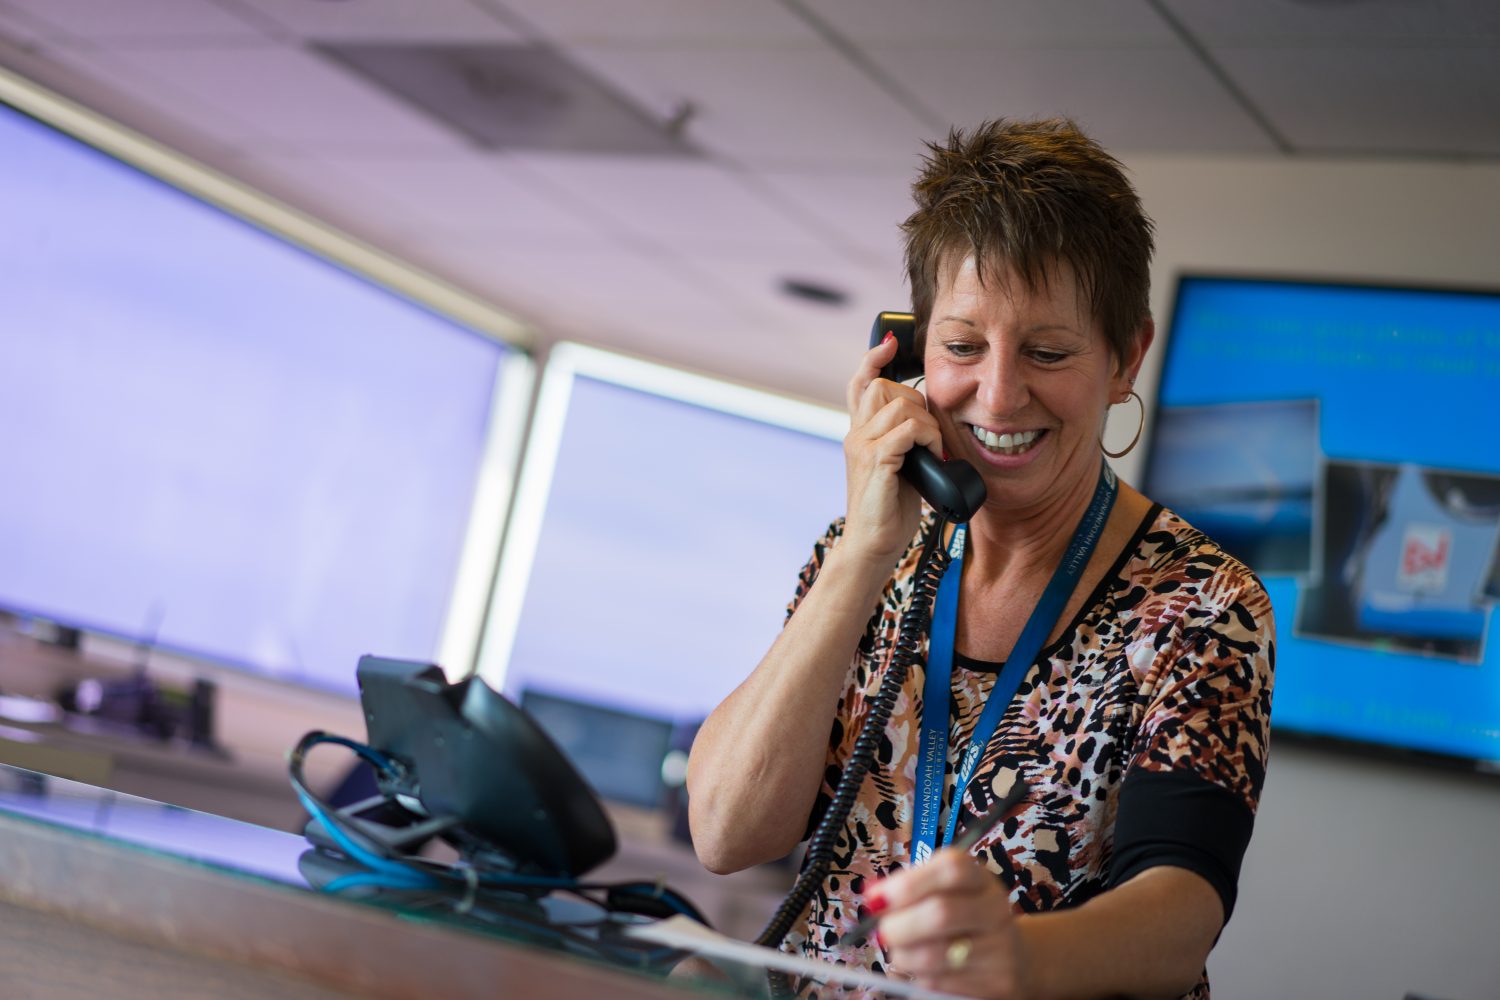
[779,277,849,308]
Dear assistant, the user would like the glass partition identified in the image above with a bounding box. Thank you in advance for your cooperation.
[475,344,847,798]
[0,69,532,693]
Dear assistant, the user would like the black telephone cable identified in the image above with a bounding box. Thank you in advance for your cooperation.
[754,515,951,952]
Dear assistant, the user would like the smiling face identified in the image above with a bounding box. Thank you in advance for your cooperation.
[923,253,1144,517]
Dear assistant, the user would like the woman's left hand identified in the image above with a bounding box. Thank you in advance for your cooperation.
[867,849,1032,1000]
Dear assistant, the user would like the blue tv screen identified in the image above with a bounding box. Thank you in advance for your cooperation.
[0,94,528,693]
[1145,275,1500,768]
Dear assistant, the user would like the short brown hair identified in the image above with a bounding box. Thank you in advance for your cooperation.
[901,118,1155,364]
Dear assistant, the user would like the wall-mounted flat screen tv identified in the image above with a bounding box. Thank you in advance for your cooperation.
[1144,274,1500,770]
[0,73,532,693]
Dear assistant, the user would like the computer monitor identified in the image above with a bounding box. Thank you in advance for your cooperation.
[1145,274,1500,770]
[0,70,533,693]
[474,344,848,753]
[520,689,679,811]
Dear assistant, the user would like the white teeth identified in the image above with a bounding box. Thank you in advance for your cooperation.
[970,425,1040,455]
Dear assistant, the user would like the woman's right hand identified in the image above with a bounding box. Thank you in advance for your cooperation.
[842,333,944,567]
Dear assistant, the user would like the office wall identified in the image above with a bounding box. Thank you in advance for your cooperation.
[1122,155,1500,1000]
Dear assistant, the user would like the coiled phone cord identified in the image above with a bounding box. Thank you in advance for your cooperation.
[754,515,951,955]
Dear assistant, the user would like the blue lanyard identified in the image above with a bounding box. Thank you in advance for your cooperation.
[911,462,1118,864]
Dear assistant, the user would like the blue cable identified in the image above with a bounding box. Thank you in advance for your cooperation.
[322,871,427,895]
[291,732,436,888]
[295,788,436,888]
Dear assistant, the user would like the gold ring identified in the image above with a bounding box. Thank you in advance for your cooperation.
[945,935,973,971]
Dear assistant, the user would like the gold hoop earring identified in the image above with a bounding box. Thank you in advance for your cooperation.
[1102,389,1144,459]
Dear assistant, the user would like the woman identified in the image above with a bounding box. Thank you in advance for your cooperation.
[686,119,1273,1000]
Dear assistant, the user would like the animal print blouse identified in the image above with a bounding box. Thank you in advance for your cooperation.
[780,505,1275,1000]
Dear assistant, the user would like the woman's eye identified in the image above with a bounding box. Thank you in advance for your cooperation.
[1031,349,1069,364]
[945,342,981,358]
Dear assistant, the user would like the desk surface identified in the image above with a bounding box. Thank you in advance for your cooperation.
[0,764,755,1000]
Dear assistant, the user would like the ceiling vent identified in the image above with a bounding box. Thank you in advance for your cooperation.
[315,42,699,157]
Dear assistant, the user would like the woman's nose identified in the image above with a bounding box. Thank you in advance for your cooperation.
[977,355,1029,416]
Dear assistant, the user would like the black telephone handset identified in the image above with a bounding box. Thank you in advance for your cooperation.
[869,311,987,523]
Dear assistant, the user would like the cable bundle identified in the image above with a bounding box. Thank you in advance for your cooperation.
[288,731,708,938]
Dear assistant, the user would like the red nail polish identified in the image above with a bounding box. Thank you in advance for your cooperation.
[865,887,888,915]
[881,331,895,346]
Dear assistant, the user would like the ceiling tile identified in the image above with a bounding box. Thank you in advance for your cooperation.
[399,232,861,400]
[221,151,428,247]
[481,0,820,47]
[88,44,470,152]
[230,0,524,43]
[506,155,835,251]
[873,43,1278,154]
[672,248,907,401]
[567,44,938,167]
[406,235,747,333]
[805,0,1175,47]
[0,4,48,44]
[3,0,268,42]
[691,248,900,337]
[1163,0,1500,45]
[1216,45,1500,157]
[295,152,602,242]
[18,43,266,154]
[754,169,914,268]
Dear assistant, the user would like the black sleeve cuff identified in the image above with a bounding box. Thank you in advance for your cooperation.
[1108,769,1256,924]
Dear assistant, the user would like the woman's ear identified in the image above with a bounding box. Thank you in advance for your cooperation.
[1113,317,1155,399]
